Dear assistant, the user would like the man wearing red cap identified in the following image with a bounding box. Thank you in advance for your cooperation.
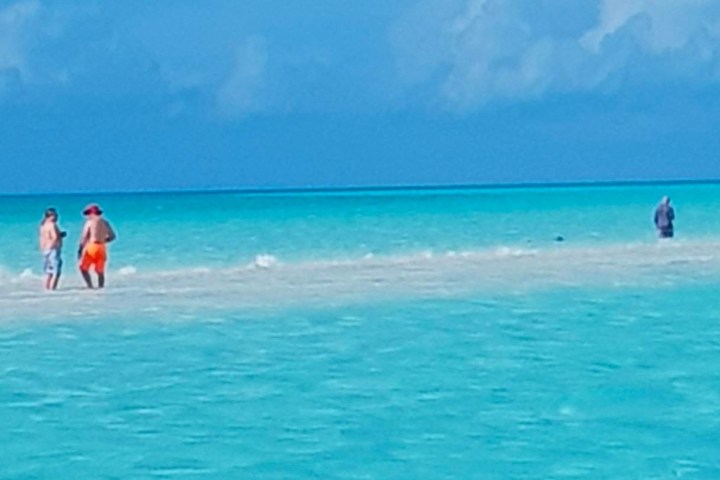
[78,204,116,288]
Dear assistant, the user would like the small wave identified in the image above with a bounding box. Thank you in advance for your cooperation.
[0,268,39,286]
[251,254,279,269]
[19,268,34,279]
[494,246,538,258]
[117,266,138,276]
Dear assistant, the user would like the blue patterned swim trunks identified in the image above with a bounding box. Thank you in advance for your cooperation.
[42,249,63,275]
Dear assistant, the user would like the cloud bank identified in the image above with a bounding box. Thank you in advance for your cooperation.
[393,0,720,108]
[0,0,40,92]
[0,0,84,96]
[5,0,720,115]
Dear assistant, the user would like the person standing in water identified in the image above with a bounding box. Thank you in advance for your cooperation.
[654,196,675,238]
[78,204,116,289]
[39,208,66,290]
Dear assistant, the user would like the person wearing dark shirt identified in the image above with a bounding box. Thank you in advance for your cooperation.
[654,196,675,238]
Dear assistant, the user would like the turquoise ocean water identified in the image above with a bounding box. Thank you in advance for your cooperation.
[2,183,720,478]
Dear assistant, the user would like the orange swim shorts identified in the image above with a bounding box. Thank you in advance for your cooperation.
[79,243,107,273]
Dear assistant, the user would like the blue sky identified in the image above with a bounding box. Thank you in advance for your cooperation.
[2,0,720,193]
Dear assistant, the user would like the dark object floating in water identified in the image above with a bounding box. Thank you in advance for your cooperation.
[554,236,565,242]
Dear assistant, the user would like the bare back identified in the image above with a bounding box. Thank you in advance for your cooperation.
[39,221,61,251]
[81,217,116,245]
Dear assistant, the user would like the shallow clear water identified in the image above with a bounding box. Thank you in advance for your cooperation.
[2,287,720,479]
[1,184,720,478]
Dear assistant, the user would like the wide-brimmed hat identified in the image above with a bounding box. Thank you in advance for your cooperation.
[83,204,103,216]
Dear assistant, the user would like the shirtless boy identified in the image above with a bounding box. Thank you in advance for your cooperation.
[78,204,116,289]
[39,208,66,290]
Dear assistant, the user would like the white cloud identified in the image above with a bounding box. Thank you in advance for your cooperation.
[581,1,645,53]
[0,0,41,89]
[216,36,271,116]
[0,0,77,96]
[582,0,718,54]
[393,0,720,108]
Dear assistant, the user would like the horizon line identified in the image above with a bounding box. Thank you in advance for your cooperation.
[2,177,719,198]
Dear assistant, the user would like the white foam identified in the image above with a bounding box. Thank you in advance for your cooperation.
[19,268,34,279]
[251,254,279,269]
[117,266,137,276]
[494,246,538,258]
[9,269,38,284]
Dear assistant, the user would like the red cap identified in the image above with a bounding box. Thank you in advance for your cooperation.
[83,204,103,216]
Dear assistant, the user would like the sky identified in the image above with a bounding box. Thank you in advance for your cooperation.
[2,0,720,193]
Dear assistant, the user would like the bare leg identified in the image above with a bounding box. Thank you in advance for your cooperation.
[51,273,61,290]
[98,273,105,289]
[80,269,93,288]
[45,275,53,290]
